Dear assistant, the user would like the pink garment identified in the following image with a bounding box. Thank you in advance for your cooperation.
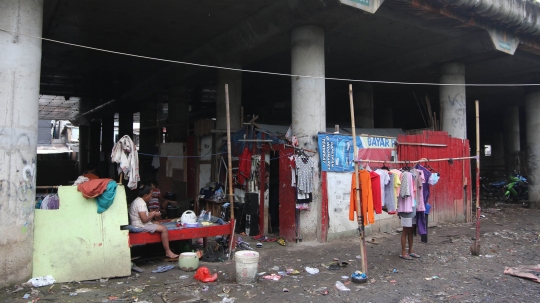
[397,172,414,213]
[416,170,426,212]
[370,171,382,214]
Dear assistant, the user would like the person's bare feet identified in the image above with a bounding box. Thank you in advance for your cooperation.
[166,251,179,259]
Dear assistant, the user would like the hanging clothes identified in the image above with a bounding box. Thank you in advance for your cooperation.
[295,154,315,194]
[390,169,402,211]
[397,171,415,213]
[370,171,382,214]
[384,173,397,213]
[349,170,375,226]
[374,169,390,208]
[111,135,140,189]
[237,147,252,185]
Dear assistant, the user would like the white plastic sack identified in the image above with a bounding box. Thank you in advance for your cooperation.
[27,275,55,287]
[305,267,319,274]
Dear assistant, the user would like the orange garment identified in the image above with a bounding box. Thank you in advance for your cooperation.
[78,178,113,198]
[349,170,375,226]
[83,173,99,180]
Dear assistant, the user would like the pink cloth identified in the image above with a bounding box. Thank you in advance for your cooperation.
[370,171,382,214]
[397,172,414,213]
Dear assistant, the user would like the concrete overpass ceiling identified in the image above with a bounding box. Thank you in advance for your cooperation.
[37,0,540,130]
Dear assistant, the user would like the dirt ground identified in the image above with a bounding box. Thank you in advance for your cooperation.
[3,202,539,303]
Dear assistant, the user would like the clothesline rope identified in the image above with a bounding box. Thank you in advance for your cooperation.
[0,27,537,87]
[355,156,477,164]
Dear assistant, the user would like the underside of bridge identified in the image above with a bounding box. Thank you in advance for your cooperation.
[37,0,540,138]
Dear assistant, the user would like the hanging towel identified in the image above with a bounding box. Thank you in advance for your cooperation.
[111,135,140,189]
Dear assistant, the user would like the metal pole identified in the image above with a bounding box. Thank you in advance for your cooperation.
[349,84,367,274]
[472,100,482,255]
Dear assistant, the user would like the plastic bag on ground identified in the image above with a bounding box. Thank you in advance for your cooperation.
[193,266,218,282]
[26,275,56,287]
[335,281,350,291]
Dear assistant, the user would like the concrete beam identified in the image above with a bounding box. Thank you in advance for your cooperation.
[113,0,340,105]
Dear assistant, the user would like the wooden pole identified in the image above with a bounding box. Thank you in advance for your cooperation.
[225,84,236,259]
[471,100,482,255]
[349,84,367,274]
[225,84,235,220]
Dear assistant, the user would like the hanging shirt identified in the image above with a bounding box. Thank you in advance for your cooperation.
[390,169,402,209]
[384,173,397,213]
[428,173,440,185]
[370,171,382,214]
[237,148,252,185]
[416,164,433,206]
[397,172,414,213]
[375,169,390,207]
[295,155,315,194]
[349,170,375,226]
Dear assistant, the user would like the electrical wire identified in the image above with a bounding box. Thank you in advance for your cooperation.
[1,27,539,87]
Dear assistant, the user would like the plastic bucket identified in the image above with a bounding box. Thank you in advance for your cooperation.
[235,251,259,284]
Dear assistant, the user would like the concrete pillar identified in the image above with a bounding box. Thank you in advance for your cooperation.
[504,106,520,174]
[439,62,467,139]
[78,125,89,175]
[168,87,189,142]
[89,120,101,167]
[216,65,242,131]
[101,114,115,178]
[492,132,505,172]
[0,0,43,286]
[353,84,374,128]
[525,91,540,209]
[291,25,325,241]
[118,111,133,141]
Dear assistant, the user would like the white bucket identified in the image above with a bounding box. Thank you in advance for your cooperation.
[235,251,259,284]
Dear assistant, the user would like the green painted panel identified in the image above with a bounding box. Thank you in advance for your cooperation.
[33,184,130,282]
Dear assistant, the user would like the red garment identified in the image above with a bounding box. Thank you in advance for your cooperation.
[77,178,113,198]
[237,148,252,185]
[370,171,382,214]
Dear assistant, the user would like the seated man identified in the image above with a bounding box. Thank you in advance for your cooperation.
[129,184,178,259]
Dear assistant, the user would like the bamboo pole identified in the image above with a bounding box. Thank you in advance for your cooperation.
[349,84,367,274]
[471,100,482,255]
[225,84,236,259]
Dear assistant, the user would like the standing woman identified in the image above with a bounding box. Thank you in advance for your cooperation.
[129,184,179,258]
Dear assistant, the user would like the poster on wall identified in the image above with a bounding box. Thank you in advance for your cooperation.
[317,133,395,172]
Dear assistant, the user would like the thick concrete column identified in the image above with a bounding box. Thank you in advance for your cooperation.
[439,63,467,139]
[353,84,374,128]
[0,0,43,286]
[89,120,101,167]
[525,91,540,209]
[168,87,189,142]
[492,132,505,171]
[101,114,115,178]
[216,65,242,131]
[291,25,325,241]
[118,111,133,141]
[504,106,520,152]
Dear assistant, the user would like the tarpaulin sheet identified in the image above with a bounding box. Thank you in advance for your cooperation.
[318,133,395,172]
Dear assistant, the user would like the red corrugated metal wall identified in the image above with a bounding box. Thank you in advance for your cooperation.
[398,131,472,223]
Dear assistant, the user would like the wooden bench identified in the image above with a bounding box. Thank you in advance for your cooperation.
[128,219,235,249]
